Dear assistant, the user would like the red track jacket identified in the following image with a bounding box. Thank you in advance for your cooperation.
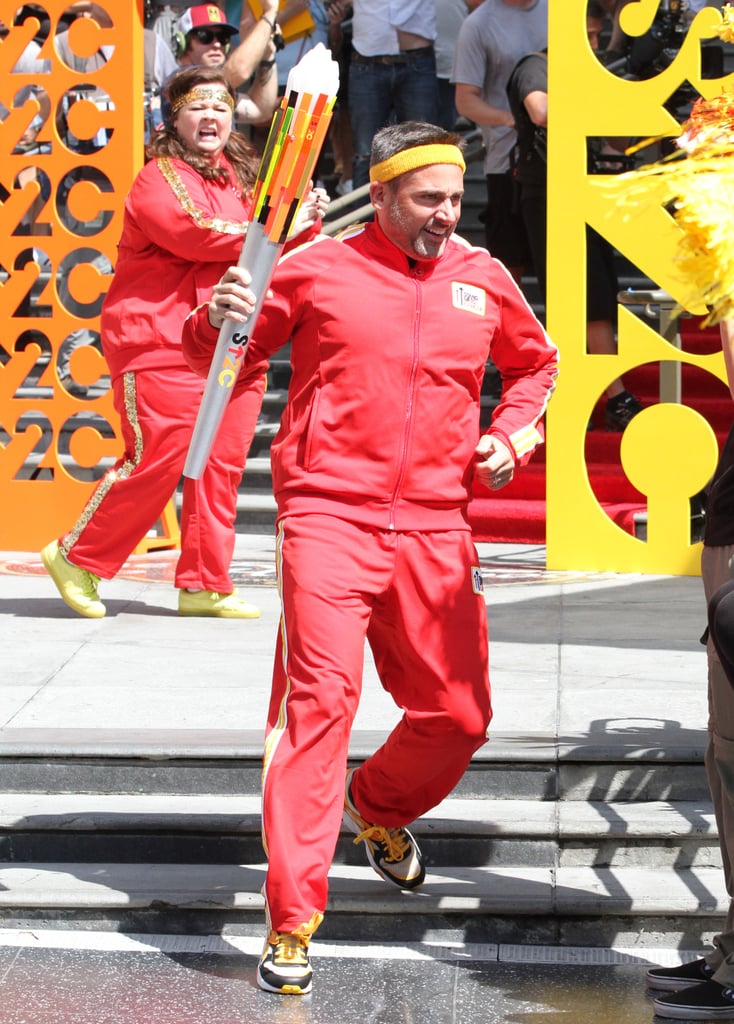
[183,218,559,532]
[101,156,252,379]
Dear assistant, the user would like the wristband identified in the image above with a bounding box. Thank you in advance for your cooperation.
[259,13,277,32]
[256,58,276,79]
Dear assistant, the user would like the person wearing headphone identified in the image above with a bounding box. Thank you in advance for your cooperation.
[174,4,239,67]
[172,3,281,126]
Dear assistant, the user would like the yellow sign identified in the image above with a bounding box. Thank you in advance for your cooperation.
[546,0,734,574]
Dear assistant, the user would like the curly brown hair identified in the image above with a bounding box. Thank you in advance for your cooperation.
[147,66,260,192]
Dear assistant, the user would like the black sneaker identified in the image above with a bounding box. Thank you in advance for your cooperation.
[605,390,643,431]
[256,912,323,995]
[647,958,716,991]
[342,768,426,890]
[652,980,734,1020]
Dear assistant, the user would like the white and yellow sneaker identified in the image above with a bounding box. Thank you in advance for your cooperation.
[342,767,426,890]
[257,912,323,995]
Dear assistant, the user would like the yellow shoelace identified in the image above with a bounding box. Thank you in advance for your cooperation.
[353,824,410,864]
[272,933,309,965]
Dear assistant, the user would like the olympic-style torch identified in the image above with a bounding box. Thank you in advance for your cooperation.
[184,43,339,479]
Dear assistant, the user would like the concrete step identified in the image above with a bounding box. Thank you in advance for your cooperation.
[0,729,716,937]
[239,456,273,490]
[0,860,725,947]
[0,793,719,869]
[0,728,710,799]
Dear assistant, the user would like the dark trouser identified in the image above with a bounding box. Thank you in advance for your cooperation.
[349,50,439,188]
[485,172,531,271]
[701,546,734,984]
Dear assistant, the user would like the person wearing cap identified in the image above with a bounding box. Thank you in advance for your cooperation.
[182,119,558,993]
[173,2,281,125]
[174,3,239,67]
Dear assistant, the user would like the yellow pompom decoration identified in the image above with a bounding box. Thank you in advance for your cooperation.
[677,90,734,154]
[616,89,734,325]
[717,3,734,43]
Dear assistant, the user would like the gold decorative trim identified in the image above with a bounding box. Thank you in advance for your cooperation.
[61,373,145,555]
[171,86,235,116]
[157,157,247,236]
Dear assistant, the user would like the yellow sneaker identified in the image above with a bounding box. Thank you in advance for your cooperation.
[257,912,323,994]
[177,589,260,619]
[40,541,106,619]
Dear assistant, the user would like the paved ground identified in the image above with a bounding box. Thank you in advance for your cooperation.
[0,535,708,751]
[0,928,705,1023]
[0,535,717,1021]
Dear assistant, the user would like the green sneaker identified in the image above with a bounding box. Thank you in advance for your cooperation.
[40,541,105,618]
[342,767,426,890]
[177,589,260,619]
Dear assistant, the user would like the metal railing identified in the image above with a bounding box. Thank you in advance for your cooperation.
[616,287,691,404]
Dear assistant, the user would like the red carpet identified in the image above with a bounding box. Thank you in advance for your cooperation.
[468,319,730,544]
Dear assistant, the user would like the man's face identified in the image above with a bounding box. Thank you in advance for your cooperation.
[587,16,604,51]
[180,27,231,67]
[371,164,464,261]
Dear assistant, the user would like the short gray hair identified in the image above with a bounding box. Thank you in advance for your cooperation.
[370,121,465,168]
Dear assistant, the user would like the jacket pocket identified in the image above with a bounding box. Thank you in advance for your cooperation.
[302,386,321,472]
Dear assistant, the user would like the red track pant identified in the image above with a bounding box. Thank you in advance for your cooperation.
[60,366,265,592]
[261,513,492,933]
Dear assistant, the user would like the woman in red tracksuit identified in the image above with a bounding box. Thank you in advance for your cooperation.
[184,121,559,994]
[40,65,325,620]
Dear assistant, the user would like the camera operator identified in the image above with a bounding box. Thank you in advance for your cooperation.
[603,0,723,93]
[507,0,644,430]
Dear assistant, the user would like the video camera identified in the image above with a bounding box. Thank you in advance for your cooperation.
[604,1,724,121]
[625,0,689,79]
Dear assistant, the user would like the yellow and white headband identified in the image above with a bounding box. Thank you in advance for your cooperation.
[171,85,235,116]
[369,144,466,183]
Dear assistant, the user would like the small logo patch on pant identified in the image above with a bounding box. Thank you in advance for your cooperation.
[471,566,484,594]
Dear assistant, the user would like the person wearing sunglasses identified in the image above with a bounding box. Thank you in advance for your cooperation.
[174,5,238,66]
[172,3,282,127]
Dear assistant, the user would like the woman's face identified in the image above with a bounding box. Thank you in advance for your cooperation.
[173,87,233,163]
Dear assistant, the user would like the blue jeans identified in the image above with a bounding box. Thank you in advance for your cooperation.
[348,50,440,187]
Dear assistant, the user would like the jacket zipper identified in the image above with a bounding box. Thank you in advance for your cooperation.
[389,276,421,529]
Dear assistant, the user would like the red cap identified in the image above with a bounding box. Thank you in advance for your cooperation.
[176,5,238,37]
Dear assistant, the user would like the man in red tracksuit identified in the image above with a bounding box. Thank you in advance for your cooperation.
[183,119,559,994]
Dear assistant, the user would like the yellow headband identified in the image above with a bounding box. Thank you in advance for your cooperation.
[171,85,235,116]
[369,144,466,183]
